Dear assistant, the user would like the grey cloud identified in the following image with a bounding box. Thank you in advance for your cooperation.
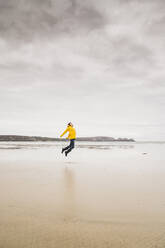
[0,0,165,140]
[78,31,154,79]
[0,0,106,42]
[110,38,154,78]
[146,16,165,38]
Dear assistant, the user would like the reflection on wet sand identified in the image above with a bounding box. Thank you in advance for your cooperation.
[63,167,76,220]
[0,141,135,150]
[76,144,134,150]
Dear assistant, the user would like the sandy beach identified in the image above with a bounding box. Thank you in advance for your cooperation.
[0,141,165,248]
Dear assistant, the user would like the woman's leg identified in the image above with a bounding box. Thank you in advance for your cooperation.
[62,140,72,153]
[65,139,75,156]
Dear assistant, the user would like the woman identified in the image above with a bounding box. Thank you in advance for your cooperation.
[60,122,76,156]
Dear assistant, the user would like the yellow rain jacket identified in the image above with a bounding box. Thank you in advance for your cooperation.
[60,126,76,140]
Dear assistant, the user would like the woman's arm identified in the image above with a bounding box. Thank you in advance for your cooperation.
[60,128,69,138]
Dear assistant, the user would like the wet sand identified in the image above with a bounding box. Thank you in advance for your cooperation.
[0,142,165,248]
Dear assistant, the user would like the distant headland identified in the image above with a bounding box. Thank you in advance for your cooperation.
[0,135,135,142]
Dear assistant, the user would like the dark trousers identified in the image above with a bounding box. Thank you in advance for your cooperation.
[63,139,75,154]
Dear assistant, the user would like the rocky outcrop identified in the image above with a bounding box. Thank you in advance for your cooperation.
[0,135,57,142]
[0,135,135,142]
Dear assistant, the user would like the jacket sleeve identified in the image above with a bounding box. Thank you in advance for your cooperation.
[60,128,69,137]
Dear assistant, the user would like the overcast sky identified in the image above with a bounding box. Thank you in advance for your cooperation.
[0,0,165,140]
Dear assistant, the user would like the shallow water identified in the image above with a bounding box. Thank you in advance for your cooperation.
[0,141,165,248]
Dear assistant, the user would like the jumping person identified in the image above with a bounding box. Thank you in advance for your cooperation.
[60,122,76,156]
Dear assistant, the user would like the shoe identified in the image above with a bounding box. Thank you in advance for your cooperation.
[65,151,68,157]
